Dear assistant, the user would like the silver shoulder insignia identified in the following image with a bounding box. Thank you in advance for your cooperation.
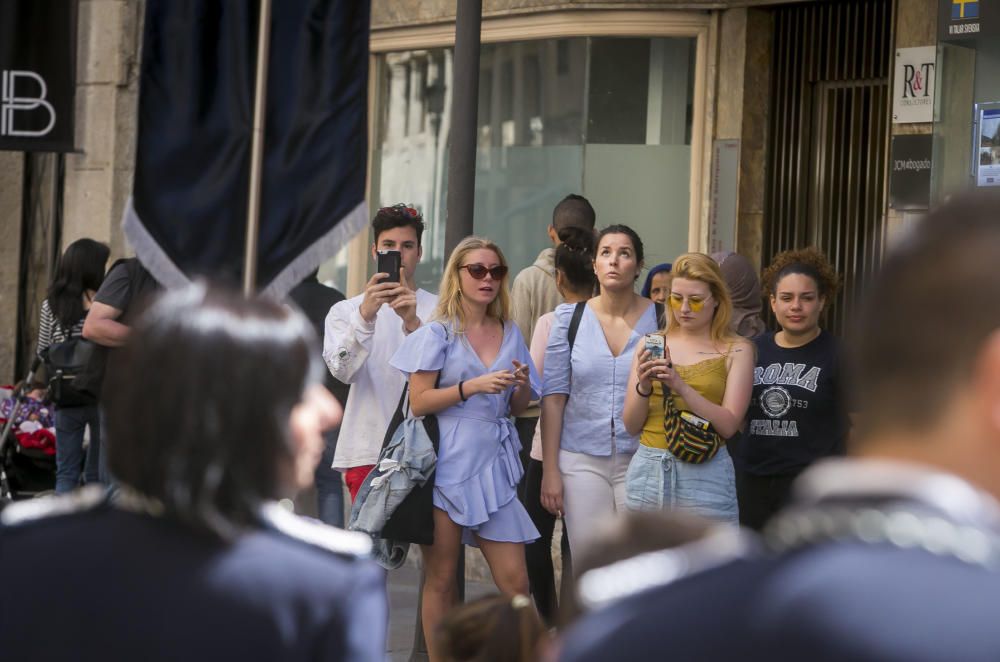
[576,525,756,610]
[1,484,107,526]
[260,502,372,558]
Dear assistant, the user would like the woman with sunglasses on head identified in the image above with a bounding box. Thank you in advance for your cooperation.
[540,224,660,555]
[735,248,847,530]
[390,237,540,662]
[622,253,754,524]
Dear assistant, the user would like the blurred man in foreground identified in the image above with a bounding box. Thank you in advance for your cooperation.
[0,285,387,661]
[562,191,1000,661]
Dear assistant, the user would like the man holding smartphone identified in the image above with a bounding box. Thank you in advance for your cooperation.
[323,204,438,501]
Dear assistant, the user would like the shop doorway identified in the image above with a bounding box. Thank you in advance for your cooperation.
[763,0,892,335]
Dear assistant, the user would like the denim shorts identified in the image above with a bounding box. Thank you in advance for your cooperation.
[624,443,738,524]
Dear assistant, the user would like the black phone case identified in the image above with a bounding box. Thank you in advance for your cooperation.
[377,251,401,282]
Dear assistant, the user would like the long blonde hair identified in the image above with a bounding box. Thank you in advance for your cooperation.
[434,236,511,332]
[667,252,740,344]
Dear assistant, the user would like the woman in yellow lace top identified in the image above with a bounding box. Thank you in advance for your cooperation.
[622,253,754,523]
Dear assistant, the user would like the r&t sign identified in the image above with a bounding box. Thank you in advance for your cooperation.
[892,46,936,124]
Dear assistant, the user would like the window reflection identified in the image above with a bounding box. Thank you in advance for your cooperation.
[366,36,697,295]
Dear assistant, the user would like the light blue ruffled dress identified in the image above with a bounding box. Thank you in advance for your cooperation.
[390,320,541,546]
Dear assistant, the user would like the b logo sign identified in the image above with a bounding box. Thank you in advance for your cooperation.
[0,0,75,152]
[1,70,57,138]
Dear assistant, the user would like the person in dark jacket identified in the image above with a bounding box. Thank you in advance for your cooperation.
[0,284,387,662]
[288,269,350,527]
[560,190,1000,662]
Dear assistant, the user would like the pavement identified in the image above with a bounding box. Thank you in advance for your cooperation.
[386,561,495,661]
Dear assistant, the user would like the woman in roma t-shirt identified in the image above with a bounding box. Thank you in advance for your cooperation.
[736,247,849,530]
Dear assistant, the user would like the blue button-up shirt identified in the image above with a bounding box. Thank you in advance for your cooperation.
[542,302,659,456]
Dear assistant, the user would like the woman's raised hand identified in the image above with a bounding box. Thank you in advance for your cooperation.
[466,369,519,395]
[636,348,673,390]
[510,360,530,390]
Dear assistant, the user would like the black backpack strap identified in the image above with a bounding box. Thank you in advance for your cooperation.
[654,302,666,329]
[381,323,449,453]
[567,301,586,353]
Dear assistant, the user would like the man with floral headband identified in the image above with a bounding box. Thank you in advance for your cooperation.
[323,205,438,501]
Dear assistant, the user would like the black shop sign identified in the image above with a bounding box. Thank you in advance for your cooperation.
[0,0,77,152]
[889,134,933,211]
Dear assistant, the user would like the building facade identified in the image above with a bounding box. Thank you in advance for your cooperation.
[0,0,975,381]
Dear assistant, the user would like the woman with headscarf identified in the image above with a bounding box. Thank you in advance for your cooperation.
[710,252,765,339]
[640,263,672,305]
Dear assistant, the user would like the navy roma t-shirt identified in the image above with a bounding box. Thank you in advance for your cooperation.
[739,330,847,476]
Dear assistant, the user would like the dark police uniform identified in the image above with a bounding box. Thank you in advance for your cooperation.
[562,459,1000,662]
[0,486,387,661]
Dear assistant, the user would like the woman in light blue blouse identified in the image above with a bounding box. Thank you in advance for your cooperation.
[539,224,660,554]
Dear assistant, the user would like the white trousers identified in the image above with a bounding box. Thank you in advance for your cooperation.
[559,449,632,560]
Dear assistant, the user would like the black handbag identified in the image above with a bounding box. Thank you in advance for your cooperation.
[380,383,441,546]
[42,337,98,407]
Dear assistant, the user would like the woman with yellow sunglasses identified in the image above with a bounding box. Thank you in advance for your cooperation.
[622,252,754,523]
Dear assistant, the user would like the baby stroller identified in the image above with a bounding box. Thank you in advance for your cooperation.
[0,357,57,502]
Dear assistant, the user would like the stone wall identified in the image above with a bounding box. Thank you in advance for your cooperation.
[0,1,143,381]
[715,7,773,271]
[64,0,142,259]
[0,154,24,383]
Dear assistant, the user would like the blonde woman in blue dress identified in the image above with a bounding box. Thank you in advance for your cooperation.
[391,237,540,661]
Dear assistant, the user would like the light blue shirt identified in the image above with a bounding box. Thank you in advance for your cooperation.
[542,302,659,456]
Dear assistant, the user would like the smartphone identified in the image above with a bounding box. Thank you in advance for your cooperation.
[376,250,401,283]
[643,333,665,360]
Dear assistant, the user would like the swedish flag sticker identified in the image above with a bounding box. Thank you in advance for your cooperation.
[953,0,980,20]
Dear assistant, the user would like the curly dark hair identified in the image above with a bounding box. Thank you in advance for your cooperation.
[761,247,839,300]
[372,203,425,246]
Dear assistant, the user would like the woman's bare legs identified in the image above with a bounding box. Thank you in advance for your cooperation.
[420,507,464,662]
[476,535,530,597]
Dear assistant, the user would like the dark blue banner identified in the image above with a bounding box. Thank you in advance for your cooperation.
[125,0,370,296]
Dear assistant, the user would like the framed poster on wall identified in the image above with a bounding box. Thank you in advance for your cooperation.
[974,102,1000,187]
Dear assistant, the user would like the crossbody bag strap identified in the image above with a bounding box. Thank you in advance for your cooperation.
[567,301,586,354]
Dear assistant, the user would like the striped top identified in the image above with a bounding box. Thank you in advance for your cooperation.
[36,298,86,357]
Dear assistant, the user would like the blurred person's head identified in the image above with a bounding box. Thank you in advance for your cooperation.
[371,204,425,285]
[711,251,765,339]
[48,238,110,328]
[594,225,644,295]
[554,226,597,299]
[548,194,596,245]
[437,594,547,662]
[104,284,341,540]
[564,511,715,624]
[667,253,736,343]
[851,190,1000,498]
[762,247,838,339]
[640,263,672,305]
[435,237,511,330]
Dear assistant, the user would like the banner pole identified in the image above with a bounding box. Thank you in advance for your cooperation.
[443,0,482,256]
[243,0,273,296]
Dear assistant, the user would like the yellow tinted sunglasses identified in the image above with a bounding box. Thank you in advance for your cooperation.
[668,292,711,312]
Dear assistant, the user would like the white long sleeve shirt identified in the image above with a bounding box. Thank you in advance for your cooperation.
[322,289,438,470]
